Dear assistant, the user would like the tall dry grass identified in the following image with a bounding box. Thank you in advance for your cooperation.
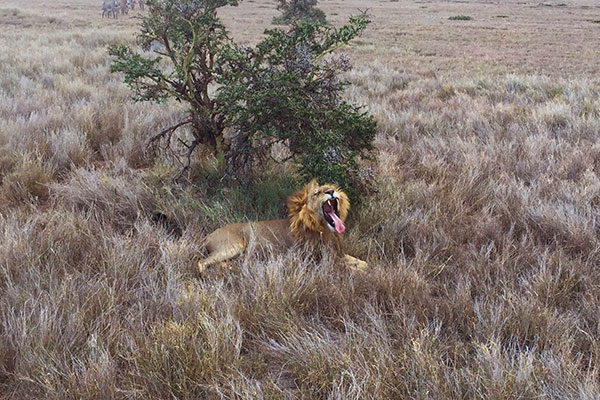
[2,0,600,398]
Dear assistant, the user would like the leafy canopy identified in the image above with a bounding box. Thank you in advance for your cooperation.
[217,17,376,194]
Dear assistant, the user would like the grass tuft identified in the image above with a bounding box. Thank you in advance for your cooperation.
[449,15,473,21]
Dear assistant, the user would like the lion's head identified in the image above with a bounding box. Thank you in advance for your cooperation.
[287,179,350,240]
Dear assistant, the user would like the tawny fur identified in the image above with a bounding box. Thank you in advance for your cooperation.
[197,179,367,272]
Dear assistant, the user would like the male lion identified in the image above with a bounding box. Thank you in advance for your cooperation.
[197,179,367,272]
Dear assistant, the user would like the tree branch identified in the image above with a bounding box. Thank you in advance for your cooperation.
[148,119,193,145]
[174,137,201,181]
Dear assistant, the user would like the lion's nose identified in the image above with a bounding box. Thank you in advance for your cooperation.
[325,189,334,196]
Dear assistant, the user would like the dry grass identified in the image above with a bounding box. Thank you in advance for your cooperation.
[2,0,600,398]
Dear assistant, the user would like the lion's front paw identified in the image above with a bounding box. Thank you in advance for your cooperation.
[197,260,207,273]
[343,254,368,271]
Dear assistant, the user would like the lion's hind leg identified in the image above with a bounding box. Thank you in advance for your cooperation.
[197,243,246,273]
[197,229,247,273]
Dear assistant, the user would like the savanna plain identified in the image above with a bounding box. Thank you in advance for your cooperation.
[2,0,600,398]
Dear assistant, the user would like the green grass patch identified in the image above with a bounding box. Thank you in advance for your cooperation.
[449,15,472,21]
[191,165,299,223]
[495,15,509,18]
[144,162,300,232]
[591,19,600,24]
[548,85,564,98]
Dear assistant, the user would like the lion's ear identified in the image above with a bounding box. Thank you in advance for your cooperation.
[305,179,319,192]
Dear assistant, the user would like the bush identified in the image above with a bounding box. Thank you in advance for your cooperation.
[109,0,376,197]
[272,0,327,25]
[217,18,376,196]
[449,15,472,21]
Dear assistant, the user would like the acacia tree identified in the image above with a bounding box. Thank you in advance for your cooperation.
[109,0,376,194]
[272,0,326,25]
[109,0,236,170]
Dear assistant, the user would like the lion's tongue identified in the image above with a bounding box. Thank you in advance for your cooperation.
[328,211,345,234]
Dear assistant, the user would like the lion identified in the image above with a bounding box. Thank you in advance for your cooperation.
[197,179,367,272]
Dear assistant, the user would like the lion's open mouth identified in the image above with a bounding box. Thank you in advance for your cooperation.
[322,198,345,234]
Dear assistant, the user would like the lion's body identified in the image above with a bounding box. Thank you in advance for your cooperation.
[197,180,367,272]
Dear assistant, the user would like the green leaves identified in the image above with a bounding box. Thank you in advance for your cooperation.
[322,15,370,52]
[109,44,170,103]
